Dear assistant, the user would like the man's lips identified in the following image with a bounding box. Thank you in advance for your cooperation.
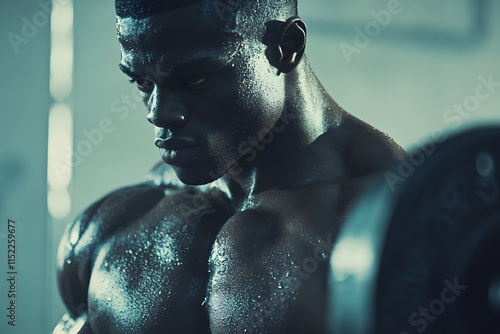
[155,137,200,164]
[155,137,197,150]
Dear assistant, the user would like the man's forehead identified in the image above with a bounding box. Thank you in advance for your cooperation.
[116,4,226,45]
[117,10,242,76]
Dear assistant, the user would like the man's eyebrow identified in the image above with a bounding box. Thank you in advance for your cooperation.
[118,57,229,80]
[169,57,228,74]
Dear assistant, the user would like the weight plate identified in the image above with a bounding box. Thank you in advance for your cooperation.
[328,126,500,334]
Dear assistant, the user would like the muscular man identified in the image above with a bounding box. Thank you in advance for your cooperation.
[54,0,405,333]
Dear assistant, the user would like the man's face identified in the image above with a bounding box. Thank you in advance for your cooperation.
[117,4,285,185]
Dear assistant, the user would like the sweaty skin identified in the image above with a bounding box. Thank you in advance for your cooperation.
[54,2,405,333]
[56,165,233,334]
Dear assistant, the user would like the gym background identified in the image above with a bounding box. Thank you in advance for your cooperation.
[0,0,499,333]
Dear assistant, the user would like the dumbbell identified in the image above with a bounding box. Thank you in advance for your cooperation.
[328,126,500,334]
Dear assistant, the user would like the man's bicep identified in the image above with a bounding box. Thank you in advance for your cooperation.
[56,184,166,317]
[56,194,110,318]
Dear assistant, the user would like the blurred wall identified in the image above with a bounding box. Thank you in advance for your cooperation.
[0,0,51,333]
[300,0,500,149]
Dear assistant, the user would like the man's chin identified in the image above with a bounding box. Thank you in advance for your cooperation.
[171,165,224,186]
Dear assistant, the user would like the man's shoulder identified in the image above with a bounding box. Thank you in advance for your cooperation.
[66,162,185,246]
[60,162,227,259]
[56,183,167,315]
[336,113,407,177]
[60,183,166,253]
[58,178,231,269]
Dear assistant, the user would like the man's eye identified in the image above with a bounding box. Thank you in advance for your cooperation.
[129,78,154,93]
[186,77,208,86]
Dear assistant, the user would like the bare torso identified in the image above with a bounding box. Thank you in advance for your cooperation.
[55,116,405,333]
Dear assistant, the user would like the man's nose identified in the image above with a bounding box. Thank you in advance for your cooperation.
[146,87,188,130]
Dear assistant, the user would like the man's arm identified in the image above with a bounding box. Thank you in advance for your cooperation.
[54,162,182,329]
[54,162,234,333]
[54,184,167,333]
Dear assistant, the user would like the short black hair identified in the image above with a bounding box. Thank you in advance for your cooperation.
[115,0,298,21]
[115,0,203,19]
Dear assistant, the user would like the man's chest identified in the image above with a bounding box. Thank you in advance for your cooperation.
[86,181,360,333]
[205,183,359,333]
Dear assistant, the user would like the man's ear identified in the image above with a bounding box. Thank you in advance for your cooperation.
[276,17,307,74]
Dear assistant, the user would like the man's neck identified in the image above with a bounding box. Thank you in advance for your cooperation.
[226,59,348,204]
